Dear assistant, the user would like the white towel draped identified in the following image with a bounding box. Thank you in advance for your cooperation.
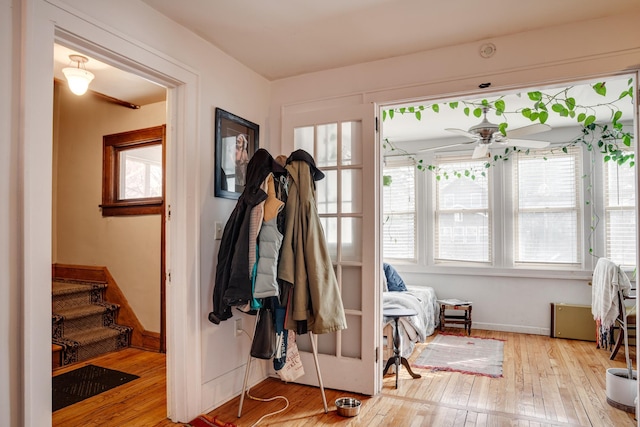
[591,257,631,330]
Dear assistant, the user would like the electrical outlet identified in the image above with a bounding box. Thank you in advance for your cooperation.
[214,222,223,240]
[234,318,243,336]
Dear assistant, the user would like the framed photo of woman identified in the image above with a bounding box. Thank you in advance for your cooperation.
[214,108,259,199]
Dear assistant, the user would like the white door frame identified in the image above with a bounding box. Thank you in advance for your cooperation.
[281,102,382,396]
[22,1,200,424]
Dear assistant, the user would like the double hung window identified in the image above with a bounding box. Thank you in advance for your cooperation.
[513,147,581,266]
[434,157,491,263]
[605,153,636,267]
[382,160,416,260]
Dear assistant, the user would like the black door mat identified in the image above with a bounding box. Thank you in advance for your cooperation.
[52,364,139,411]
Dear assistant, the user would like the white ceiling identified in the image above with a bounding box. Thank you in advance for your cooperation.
[53,1,638,147]
[141,0,640,81]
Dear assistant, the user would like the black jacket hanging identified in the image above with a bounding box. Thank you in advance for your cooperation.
[209,149,286,324]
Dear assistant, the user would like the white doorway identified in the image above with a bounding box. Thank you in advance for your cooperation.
[378,73,638,336]
[52,43,167,355]
[22,10,201,426]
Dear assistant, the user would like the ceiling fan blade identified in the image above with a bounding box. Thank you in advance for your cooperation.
[505,123,551,139]
[472,144,489,159]
[502,138,550,148]
[418,140,476,152]
[445,128,478,140]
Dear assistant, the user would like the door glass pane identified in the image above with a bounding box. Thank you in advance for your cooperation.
[341,266,362,311]
[341,169,362,214]
[317,332,337,355]
[316,123,337,167]
[294,126,314,153]
[321,217,338,259]
[341,217,362,262]
[296,333,337,355]
[342,121,362,165]
[316,170,337,214]
[342,315,361,358]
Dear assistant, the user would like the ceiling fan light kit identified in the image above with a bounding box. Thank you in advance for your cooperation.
[422,107,552,159]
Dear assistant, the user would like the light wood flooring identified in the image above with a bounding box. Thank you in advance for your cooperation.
[53,329,637,426]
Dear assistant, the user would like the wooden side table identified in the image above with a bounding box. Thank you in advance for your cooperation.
[382,307,421,389]
[439,300,472,335]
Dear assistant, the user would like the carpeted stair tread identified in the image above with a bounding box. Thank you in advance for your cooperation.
[54,303,119,320]
[63,326,128,345]
[54,303,117,318]
[52,280,109,312]
[52,280,107,296]
[51,272,132,367]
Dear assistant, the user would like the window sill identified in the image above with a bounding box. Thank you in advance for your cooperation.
[100,199,163,216]
[392,263,594,281]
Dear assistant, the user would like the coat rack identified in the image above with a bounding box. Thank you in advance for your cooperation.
[237,313,328,418]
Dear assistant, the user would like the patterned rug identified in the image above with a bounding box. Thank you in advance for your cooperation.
[412,334,504,377]
[52,364,139,411]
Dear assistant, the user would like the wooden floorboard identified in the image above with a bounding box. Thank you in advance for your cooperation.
[52,329,637,426]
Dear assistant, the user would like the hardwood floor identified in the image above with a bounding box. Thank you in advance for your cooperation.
[53,329,637,426]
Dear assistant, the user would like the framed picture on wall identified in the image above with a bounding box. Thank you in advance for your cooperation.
[214,108,259,199]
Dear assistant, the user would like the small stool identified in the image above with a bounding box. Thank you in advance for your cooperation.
[383,307,421,389]
[439,300,472,335]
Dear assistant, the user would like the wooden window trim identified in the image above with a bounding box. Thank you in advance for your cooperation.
[101,125,166,216]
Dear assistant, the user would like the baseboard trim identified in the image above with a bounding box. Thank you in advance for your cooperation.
[141,330,161,352]
[463,322,550,336]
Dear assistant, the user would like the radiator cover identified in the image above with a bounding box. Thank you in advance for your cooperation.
[550,303,596,342]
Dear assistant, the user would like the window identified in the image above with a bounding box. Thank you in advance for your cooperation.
[434,157,491,263]
[101,125,165,216]
[381,76,636,273]
[605,155,636,267]
[513,147,581,265]
[382,161,416,260]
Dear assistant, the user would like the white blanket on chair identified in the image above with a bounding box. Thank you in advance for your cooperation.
[591,257,631,329]
[383,287,439,357]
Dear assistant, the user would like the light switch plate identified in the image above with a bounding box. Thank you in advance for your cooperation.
[214,222,223,240]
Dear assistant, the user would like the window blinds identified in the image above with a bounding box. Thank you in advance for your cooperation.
[382,161,416,260]
[514,147,581,265]
[434,157,491,263]
[605,156,636,267]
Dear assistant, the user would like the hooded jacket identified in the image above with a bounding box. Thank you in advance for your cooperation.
[278,158,347,334]
[209,149,286,324]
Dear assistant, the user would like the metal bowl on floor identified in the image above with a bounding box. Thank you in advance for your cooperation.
[335,397,361,417]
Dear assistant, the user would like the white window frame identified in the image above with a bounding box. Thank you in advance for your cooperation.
[382,157,417,262]
[433,154,492,265]
[603,149,637,269]
[512,146,583,268]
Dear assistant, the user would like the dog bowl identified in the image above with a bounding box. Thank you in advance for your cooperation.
[335,397,361,417]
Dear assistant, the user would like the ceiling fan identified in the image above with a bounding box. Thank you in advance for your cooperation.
[421,107,552,159]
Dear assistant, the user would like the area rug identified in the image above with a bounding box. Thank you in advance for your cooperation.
[412,334,504,378]
[52,364,139,411]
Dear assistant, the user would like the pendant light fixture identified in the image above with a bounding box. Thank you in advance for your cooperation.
[62,54,95,96]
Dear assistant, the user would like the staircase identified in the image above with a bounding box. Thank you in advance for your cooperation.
[52,278,133,367]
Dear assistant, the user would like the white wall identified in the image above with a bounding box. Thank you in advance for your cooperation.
[13,0,273,424]
[269,12,640,336]
[2,0,21,425]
